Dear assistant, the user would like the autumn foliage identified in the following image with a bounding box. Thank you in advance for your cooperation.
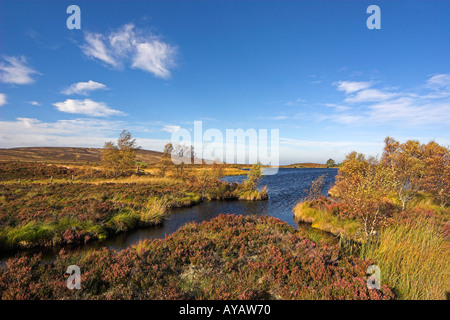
[331,137,450,239]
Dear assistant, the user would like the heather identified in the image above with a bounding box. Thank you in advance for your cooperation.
[0,163,266,249]
[0,214,394,300]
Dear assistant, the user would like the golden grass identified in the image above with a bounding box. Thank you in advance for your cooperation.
[0,175,186,186]
[141,198,169,225]
[362,215,450,300]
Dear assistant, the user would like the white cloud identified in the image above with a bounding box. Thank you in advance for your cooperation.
[29,101,41,106]
[108,23,136,57]
[367,97,450,125]
[81,23,176,79]
[162,125,181,133]
[132,41,175,79]
[326,75,450,126]
[426,74,450,90]
[334,81,371,94]
[345,89,399,103]
[0,56,39,85]
[82,33,118,67]
[62,80,107,95]
[0,93,6,106]
[53,99,125,117]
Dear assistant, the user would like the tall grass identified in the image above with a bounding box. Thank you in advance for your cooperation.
[361,215,449,300]
[140,197,168,225]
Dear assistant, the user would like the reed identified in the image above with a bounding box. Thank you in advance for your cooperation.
[361,214,449,299]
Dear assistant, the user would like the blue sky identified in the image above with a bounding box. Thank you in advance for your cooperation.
[0,0,449,164]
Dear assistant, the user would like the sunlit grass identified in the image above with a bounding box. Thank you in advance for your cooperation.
[293,201,361,239]
[141,197,169,225]
[361,214,449,300]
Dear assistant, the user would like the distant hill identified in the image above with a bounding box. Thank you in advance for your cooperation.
[0,147,333,168]
[0,147,163,164]
[281,162,327,168]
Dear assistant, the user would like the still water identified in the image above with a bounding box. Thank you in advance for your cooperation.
[1,168,338,261]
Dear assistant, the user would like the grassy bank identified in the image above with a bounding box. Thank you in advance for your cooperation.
[293,198,361,240]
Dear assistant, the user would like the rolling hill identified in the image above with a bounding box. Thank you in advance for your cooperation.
[0,147,328,168]
[0,147,163,164]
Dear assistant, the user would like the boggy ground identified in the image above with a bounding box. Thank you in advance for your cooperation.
[0,162,266,250]
[0,214,394,300]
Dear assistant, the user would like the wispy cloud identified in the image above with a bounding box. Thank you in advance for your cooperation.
[62,80,107,95]
[344,89,399,103]
[0,93,7,106]
[81,23,177,79]
[366,97,450,125]
[426,74,450,90]
[53,99,125,117]
[162,125,181,133]
[82,33,118,67]
[0,56,39,85]
[334,81,371,94]
[327,74,450,126]
[28,101,41,106]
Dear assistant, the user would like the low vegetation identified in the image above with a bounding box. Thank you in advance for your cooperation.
[0,166,268,250]
[0,215,394,300]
